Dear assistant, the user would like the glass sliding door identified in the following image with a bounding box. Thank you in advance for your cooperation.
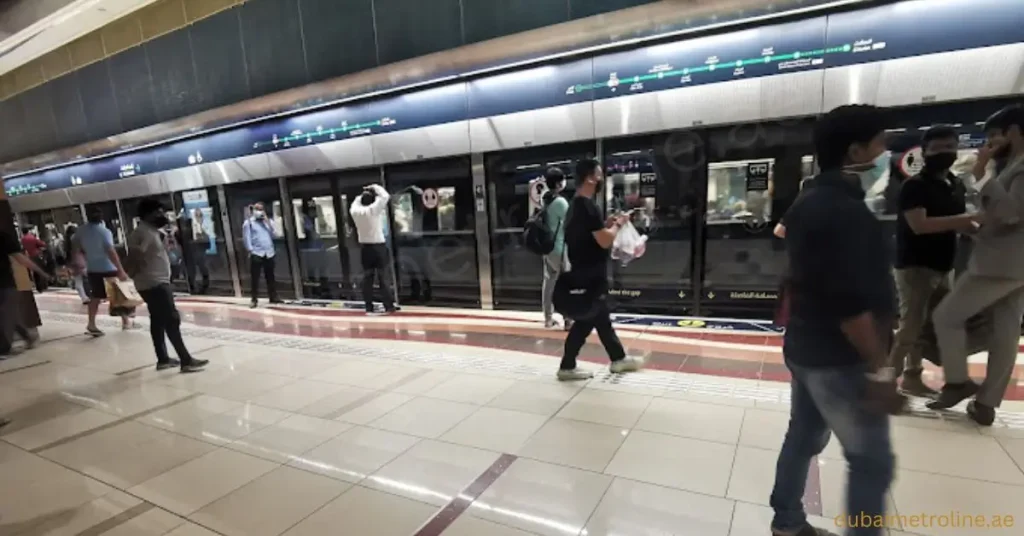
[602,132,705,314]
[173,188,235,296]
[485,143,593,309]
[386,157,479,307]
[288,175,343,300]
[224,180,295,300]
[700,120,815,317]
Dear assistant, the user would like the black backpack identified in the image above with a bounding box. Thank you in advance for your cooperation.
[523,198,561,255]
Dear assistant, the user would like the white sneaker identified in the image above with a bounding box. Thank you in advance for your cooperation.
[557,368,594,381]
[610,356,644,374]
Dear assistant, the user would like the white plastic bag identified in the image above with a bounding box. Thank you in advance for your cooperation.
[611,221,648,266]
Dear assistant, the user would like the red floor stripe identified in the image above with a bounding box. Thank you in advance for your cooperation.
[414,453,518,536]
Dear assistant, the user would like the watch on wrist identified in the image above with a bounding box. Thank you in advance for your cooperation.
[866,367,895,383]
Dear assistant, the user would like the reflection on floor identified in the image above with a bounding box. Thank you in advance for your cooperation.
[0,293,1020,535]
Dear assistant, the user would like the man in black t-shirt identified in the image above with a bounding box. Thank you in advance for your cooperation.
[556,159,643,381]
[0,227,49,357]
[889,126,975,396]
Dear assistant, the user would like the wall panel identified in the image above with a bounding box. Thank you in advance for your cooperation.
[240,0,309,97]
[189,6,251,112]
[18,86,58,158]
[47,73,90,149]
[76,60,123,140]
[463,0,568,44]
[373,0,463,64]
[108,46,157,132]
[299,0,378,82]
[145,29,201,122]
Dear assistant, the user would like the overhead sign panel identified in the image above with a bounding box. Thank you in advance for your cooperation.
[589,17,828,100]
[467,59,594,118]
[823,0,1024,67]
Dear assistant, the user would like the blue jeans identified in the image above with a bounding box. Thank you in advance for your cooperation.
[770,360,894,536]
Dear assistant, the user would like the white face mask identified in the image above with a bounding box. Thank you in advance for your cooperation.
[253,210,265,219]
[844,150,890,191]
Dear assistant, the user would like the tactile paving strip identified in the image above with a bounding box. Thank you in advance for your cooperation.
[42,312,1024,432]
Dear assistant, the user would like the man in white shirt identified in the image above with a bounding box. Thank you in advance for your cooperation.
[349,184,396,314]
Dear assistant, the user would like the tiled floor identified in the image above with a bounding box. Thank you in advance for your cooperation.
[1,300,1023,535]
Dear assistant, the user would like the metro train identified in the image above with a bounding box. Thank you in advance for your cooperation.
[3,0,1023,319]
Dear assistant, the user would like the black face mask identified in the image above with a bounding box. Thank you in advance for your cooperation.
[924,152,957,173]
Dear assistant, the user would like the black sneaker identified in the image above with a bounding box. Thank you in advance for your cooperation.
[927,381,980,410]
[967,401,996,426]
[156,358,182,371]
[181,359,209,373]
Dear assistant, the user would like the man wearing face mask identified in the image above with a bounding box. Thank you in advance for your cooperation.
[242,202,280,308]
[769,105,902,536]
[127,199,208,373]
[889,126,976,397]
[555,158,643,381]
[929,105,1024,425]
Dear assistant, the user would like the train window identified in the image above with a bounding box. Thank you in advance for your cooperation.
[269,201,287,239]
[706,159,774,224]
[437,187,457,231]
[705,156,814,225]
[294,196,338,241]
[392,193,414,234]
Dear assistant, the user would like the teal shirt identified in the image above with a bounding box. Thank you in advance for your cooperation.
[544,196,569,256]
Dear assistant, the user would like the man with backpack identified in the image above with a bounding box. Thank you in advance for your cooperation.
[531,168,570,329]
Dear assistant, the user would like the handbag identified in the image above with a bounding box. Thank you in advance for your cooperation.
[552,244,607,321]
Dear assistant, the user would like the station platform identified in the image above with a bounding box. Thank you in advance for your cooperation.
[0,292,1021,535]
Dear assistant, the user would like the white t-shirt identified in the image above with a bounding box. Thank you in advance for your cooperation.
[350,185,391,244]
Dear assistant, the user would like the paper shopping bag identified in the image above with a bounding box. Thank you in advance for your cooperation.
[114,279,144,306]
[105,278,143,317]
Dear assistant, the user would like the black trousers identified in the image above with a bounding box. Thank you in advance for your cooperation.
[0,288,31,355]
[249,254,278,302]
[560,298,625,370]
[188,243,210,293]
[139,284,192,365]
[360,243,395,312]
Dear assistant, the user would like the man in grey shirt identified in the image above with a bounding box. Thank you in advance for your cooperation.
[127,199,208,373]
